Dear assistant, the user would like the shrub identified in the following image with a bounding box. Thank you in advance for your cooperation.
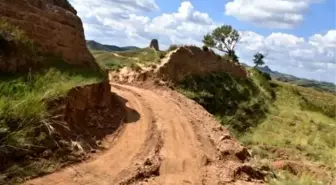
[202,45,209,52]
[178,72,273,134]
[167,44,179,52]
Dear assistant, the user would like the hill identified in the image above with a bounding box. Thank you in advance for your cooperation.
[86,40,139,52]
[257,65,335,93]
[95,47,335,184]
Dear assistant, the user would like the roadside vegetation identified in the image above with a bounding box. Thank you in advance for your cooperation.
[0,20,104,184]
[71,23,336,184]
[178,25,336,184]
[91,48,166,71]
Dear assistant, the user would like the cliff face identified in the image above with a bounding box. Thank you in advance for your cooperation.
[0,0,96,68]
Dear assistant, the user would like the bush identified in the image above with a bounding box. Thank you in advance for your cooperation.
[262,71,272,81]
[202,45,209,52]
[167,44,179,52]
[159,53,166,59]
[178,72,273,134]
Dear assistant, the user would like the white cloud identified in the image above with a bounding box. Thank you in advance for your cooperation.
[69,0,335,82]
[225,0,321,28]
[237,30,336,82]
[71,0,216,47]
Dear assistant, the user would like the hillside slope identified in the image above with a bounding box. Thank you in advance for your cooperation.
[87,40,139,52]
[97,47,335,184]
[257,65,335,93]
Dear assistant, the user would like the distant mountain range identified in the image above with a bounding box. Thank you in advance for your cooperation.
[256,65,335,93]
[86,40,139,52]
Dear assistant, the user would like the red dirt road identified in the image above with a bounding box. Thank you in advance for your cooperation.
[25,83,264,185]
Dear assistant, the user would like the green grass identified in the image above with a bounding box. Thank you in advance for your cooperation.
[91,48,167,71]
[178,69,274,135]
[177,68,335,183]
[0,59,104,184]
[0,19,105,184]
[241,83,335,171]
[269,171,328,185]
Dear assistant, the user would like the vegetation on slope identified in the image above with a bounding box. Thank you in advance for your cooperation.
[244,82,335,184]
[86,40,139,52]
[0,20,104,184]
[178,69,274,135]
[91,48,166,70]
[178,68,335,184]
[257,65,336,93]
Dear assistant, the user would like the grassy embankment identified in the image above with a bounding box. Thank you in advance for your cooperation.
[0,19,104,184]
[178,67,335,184]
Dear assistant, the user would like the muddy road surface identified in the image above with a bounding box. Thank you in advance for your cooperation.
[26,83,263,185]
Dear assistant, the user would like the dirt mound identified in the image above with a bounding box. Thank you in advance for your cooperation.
[25,83,265,185]
[156,46,248,82]
[0,0,96,70]
[109,46,248,84]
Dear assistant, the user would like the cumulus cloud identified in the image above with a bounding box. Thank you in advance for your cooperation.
[69,0,335,82]
[225,0,321,28]
[70,0,216,47]
[237,30,336,82]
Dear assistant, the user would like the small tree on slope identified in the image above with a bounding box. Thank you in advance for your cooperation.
[253,52,265,68]
[203,25,240,63]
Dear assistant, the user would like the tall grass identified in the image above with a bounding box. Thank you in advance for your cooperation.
[0,18,105,184]
[0,60,104,184]
[240,82,335,183]
[0,62,103,153]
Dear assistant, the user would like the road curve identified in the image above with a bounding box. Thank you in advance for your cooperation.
[25,83,264,185]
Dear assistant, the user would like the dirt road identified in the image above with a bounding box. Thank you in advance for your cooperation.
[26,83,264,185]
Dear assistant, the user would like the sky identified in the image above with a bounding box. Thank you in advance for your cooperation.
[69,0,336,83]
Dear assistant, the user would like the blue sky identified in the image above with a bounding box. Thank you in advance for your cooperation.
[69,0,336,83]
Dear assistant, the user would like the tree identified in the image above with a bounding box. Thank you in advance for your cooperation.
[203,25,240,62]
[253,52,266,68]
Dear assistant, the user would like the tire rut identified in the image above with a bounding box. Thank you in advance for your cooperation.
[25,83,264,185]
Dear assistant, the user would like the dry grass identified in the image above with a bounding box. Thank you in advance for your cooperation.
[241,82,335,183]
[178,67,335,184]
[91,48,166,70]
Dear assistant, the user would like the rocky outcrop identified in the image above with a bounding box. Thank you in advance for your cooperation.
[149,39,159,51]
[157,46,247,82]
[0,0,96,68]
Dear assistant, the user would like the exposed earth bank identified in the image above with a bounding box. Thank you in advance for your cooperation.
[25,83,265,185]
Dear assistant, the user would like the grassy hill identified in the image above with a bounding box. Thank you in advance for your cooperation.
[90,48,166,70]
[257,65,335,93]
[86,40,139,52]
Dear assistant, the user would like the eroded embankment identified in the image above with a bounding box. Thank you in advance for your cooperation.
[0,80,125,184]
[25,83,264,185]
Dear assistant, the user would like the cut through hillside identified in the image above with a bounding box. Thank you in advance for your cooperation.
[108,46,248,84]
[25,83,265,185]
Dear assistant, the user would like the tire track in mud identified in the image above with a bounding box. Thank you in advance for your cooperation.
[25,83,264,185]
